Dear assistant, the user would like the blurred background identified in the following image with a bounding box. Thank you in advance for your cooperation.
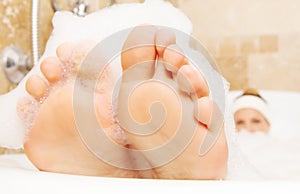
[1,0,300,154]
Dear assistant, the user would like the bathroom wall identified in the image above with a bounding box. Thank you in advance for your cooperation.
[177,0,300,91]
[0,0,51,154]
[0,0,110,96]
[1,0,299,94]
[0,0,30,94]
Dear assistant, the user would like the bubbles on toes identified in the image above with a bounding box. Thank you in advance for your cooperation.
[73,26,226,170]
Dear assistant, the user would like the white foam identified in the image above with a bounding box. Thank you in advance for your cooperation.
[0,0,192,148]
[237,130,300,180]
[228,90,300,180]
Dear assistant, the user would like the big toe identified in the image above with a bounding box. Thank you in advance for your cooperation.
[121,25,157,82]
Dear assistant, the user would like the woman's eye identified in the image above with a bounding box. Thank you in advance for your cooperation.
[252,119,261,124]
[236,120,244,125]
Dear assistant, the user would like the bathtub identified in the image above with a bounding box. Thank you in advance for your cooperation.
[0,1,299,192]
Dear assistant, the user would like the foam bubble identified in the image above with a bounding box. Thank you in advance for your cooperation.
[16,97,40,132]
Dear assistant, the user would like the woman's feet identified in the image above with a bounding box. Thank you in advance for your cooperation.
[118,26,228,179]
[19,25,228,179]
[21,41,139,178]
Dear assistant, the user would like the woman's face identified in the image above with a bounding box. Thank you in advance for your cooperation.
[234,108,270,133]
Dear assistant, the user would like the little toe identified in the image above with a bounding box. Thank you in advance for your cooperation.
[40,57,63,83]
[177,65,209,98]
[194,96,213,127]
[25,75,48,100]
[121,25,157,81]
[194,96,223,132]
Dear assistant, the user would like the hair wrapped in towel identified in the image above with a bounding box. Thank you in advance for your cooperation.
[231,88,270,124]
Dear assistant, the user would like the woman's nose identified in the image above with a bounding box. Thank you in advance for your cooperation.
[246,124,256,132]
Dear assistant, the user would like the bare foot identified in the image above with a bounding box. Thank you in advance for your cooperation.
[118,26,228,179]
[20,41,139,178]
[19,26,228,180]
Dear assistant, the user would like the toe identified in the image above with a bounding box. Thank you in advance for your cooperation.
[121,25,157,81]
[155,29,176,57]
[40,57,62,83]
[177,65,209,98]
[56,41,96,71]
[162,44,187,74]
[25,75,47,100]
[194,96,223,131]
[177,65,213,127]
[194,97,212,127]
[69,40,96,69]
[56,42,75,63]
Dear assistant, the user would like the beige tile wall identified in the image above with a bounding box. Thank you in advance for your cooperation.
[0,0,52,153]
[0,0,31,94]
[197,33,300,90]
[178,0,300,91]
[1,0,300,92]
